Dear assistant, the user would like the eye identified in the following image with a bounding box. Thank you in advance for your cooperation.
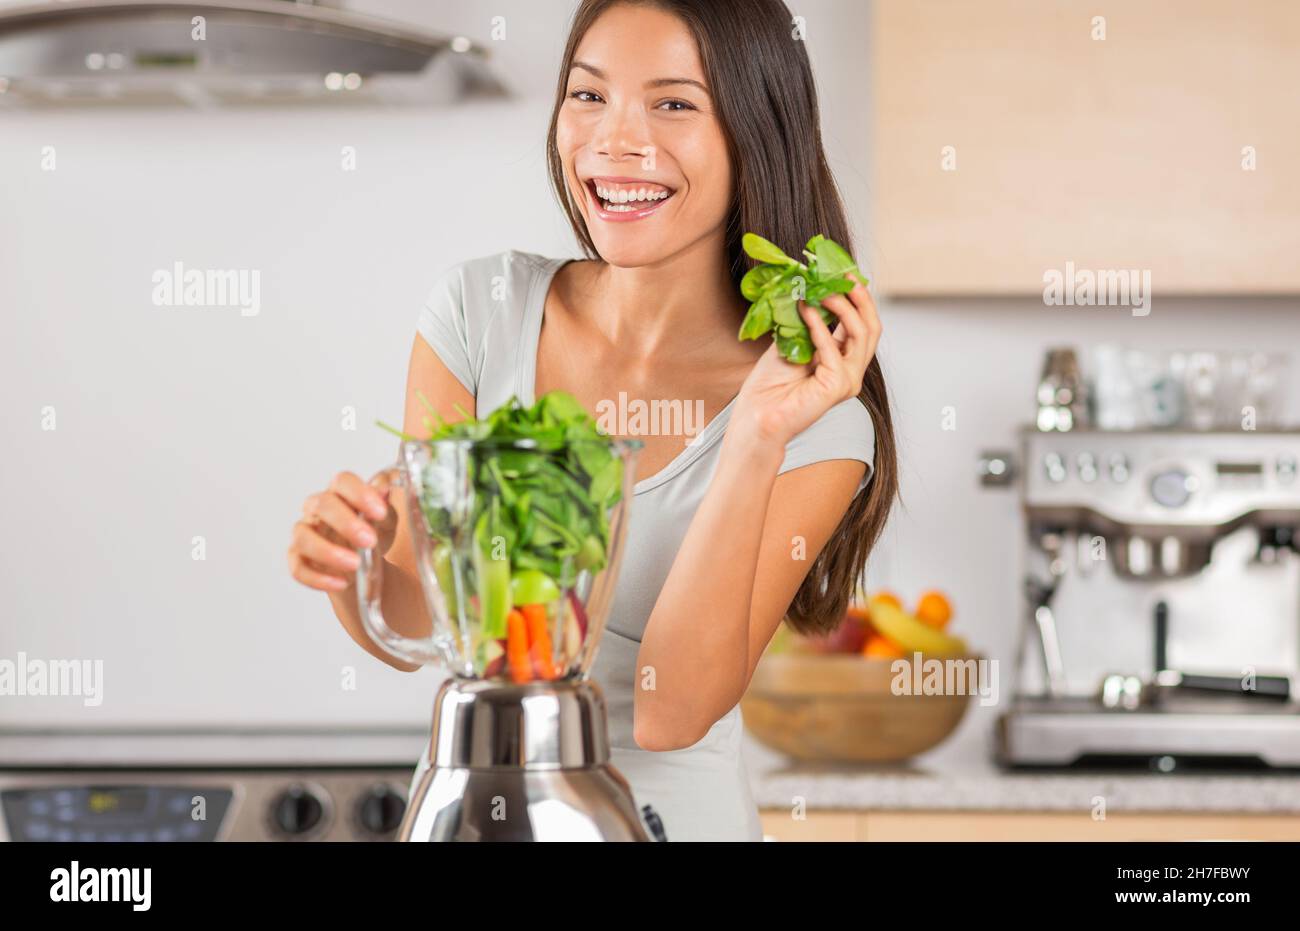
[568,89,604,104]
[658,99,696,112]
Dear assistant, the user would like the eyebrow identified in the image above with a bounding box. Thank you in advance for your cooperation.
[571,60,709,94]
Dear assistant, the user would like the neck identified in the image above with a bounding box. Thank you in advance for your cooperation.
[578,234,744,356]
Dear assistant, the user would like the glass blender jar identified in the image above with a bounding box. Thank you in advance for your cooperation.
[355,434,655,841]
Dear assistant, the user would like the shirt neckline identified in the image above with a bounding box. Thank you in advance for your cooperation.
[517,256,738,496]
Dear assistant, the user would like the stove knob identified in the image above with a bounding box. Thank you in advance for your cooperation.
[356,785,406,836]
[272,785,326,836]
[1043,452,1067,483]
[1107,452,1130,483]
[1150,468,1196,508]
[1076,452,1098,483]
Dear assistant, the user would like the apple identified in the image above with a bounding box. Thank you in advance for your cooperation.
[801,612,869,654]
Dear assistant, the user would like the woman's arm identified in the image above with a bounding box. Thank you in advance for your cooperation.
[634,276,881,750]
[634,439,865,749]
[302,335,475,672]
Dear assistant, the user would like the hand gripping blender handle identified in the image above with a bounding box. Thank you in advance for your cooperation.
[355,467,442,667]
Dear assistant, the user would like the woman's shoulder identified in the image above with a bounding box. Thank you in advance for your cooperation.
[425,249,567,307]
[779,396,877,483]
[417,249,567,396]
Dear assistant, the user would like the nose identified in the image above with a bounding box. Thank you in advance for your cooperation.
[592,99,653,163]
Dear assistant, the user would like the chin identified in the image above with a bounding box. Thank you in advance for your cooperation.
[587,236,675,268]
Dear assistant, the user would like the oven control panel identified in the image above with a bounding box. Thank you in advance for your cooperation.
[1,785,232,843]
[0,770,410,842]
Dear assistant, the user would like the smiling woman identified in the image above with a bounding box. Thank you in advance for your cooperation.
[289,0,898,843]
[545,0,897,634]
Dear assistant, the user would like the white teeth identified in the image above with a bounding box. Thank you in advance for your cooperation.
[593,182,672,206]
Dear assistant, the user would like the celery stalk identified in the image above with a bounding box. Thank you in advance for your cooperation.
[473,544,511,639]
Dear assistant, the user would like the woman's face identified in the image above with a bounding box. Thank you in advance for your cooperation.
[556,3,733,268]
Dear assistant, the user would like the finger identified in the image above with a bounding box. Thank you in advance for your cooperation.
[288,550,350,592]
[289,552,350,592]
[301,494,351,548]
[367,471,402,534]
[845,271,882,358]
[330,471,388,521]
[824,276,882,375]
[292,520,362,573]
[800,301,845,373]
[314,492,379,548]
[819,291,869,359]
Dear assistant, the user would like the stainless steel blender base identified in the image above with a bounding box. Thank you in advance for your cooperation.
[399,677,653,842]
[402,766,649,842]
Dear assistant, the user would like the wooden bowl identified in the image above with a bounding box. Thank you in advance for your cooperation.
[740,653,976,762]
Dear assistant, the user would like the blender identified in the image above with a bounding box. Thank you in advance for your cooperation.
[354,431,658,841]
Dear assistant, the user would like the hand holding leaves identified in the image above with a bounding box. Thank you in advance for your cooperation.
[737,232,864,364]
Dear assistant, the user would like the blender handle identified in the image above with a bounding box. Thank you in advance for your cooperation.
[355,466,444,667]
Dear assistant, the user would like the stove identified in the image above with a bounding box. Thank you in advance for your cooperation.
[0,728,429,842]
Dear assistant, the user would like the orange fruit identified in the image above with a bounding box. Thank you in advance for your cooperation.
[915,591,953,630]
[872,591,903,611]
[862,634,904,659]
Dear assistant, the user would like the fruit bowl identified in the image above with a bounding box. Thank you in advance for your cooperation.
[740,653,976,763]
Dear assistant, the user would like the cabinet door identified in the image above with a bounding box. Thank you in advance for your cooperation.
[871,0,1300,295]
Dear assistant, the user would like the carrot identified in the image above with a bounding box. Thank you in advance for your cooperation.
[521,603,558,680]
[505,609,532,683]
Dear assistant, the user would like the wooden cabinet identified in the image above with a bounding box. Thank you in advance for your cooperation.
[759,809,1300,841]
[870,0,1300,295]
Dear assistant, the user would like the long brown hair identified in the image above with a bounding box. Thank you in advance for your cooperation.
[545,0,899,635]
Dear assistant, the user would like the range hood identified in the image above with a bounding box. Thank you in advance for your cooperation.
[0,0,507,106]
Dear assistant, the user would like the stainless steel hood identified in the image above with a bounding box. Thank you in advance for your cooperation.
[0,0,508,106]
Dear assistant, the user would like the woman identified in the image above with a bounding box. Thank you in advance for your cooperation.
[287,0,897,841]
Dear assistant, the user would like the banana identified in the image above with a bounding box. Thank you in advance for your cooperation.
[868,597,967,657]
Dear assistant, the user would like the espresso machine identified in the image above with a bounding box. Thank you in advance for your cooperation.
[998,426,1300,768]
[355,435,659,841]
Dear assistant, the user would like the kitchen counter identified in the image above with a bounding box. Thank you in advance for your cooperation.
[10,725,1300,816]
[742,730,1300,814]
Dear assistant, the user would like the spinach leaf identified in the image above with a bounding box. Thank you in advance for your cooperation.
[740,264,786,301]
[735,231,865,364]
[814,236,858,279]
[379,391,625,618]
[742,232,799,267]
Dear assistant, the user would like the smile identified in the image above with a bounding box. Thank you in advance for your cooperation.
[584,176,676,222]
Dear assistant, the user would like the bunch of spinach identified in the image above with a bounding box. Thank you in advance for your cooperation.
[380,391,623,638]
[737,232,863,364]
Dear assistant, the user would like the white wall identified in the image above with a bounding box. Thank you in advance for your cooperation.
[0,1,578,726]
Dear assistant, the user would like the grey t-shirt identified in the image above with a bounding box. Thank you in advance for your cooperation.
[411,249,876,841]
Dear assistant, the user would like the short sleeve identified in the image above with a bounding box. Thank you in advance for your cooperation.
[416,264,475,396]
[778,397,876,494]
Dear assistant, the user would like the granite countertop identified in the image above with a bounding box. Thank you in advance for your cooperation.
[742,725,1300,814]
